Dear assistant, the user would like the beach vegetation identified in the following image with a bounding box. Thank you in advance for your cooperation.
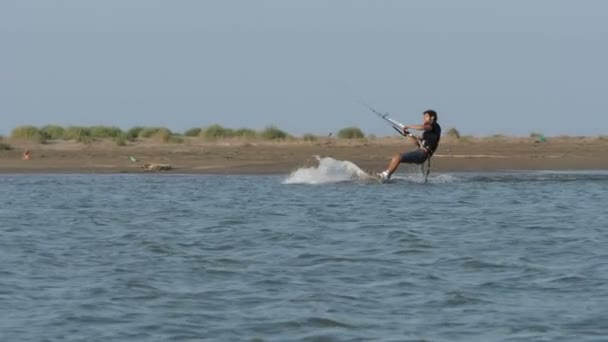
[63,126,93,143]
[41,125,65,140]
[126,126,144,140]
[302,133,317,142]
[337,127,365,139]
[530,132,544,138]
[260,125,289,140]
[11,125,47,143]
[184,127,202,137]
[234,128,258,139]
[445,127,461,139]
[114,134,127,146]
[89,126,124,138]
[0,141,12,150]
[147,128,173,142]
[139,127,172,139]
[201,124,235,139]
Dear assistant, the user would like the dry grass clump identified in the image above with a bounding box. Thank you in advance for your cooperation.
[0,135,12,151]
[184,128,202,137]
[234,128,258,139]
[11,126,47,144]
[63,126,93,143]
[89,126,124,138]
[134,127,181,143]
[260,126,289,140]
[114,134,128,146]
[126,127,144,140]
[139,127,172,139]
[445,127,460,139]
[302,133,318,142]
[201,124,235,140]
[41,125,65,140]
[337,127,365,139]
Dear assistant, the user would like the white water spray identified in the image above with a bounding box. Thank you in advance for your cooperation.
[283,156,373,185]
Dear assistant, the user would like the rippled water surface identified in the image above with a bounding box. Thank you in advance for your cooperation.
[1,166,608,341]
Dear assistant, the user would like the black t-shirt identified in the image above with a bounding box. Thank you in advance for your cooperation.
[421,122,441,155]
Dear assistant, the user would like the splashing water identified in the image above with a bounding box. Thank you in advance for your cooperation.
[283,156,458,185]
[283,156,373,184]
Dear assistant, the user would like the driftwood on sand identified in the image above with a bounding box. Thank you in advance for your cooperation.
[142,163,173,171]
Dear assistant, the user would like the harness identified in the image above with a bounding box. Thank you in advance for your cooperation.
[418,126,440,184]
[418,139,434,183]
[420,156,431,183]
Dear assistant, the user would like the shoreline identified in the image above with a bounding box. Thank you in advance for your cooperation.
[1,137,607,174]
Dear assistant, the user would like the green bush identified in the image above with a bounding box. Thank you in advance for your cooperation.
[0,142,12,151]
[151,129,172,142]
[446,127,461,139]
[90,126,124,138]
[202,124,235,139]
[114,134,127,146]
[260,125,289,140]
[41,125,65,140]
[11,125,47,143]
[234,128,257,139]
[63,126,92,141]
[126,126,144,140]
[302,133,317,142]
[337,127,365,139]
[184,127,202,137]
[530,132,544,138]
[138,127,172,140]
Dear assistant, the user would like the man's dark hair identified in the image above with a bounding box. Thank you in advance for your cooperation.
[424,109,438,122]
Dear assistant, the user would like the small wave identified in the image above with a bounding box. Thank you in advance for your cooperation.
[283,156,372,185]
[428,291,495,307]
[305,317,354,328]
[539,274,588,284]
[392,173,458,184]
[244,316,354,333]
[461,259,512,270]
[468,171,608,183]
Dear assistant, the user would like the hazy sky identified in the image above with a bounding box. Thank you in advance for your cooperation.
[1,1,607,136]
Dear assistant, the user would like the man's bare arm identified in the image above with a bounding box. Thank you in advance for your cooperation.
[404,123,432,131]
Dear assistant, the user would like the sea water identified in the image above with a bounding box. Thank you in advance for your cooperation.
[1,157,607,341]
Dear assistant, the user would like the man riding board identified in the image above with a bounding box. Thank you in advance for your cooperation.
[377,109,441,181]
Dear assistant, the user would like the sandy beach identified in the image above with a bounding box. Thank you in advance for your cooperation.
[1,136,607,174]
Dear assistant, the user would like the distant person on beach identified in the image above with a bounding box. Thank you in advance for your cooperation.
[377,110,441,181]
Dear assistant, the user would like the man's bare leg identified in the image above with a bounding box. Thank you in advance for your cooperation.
[379,154,401,180]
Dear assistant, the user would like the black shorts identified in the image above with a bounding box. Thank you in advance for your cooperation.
[400,149,429,164]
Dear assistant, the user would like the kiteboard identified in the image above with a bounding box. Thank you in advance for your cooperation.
[364,170,390,184]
